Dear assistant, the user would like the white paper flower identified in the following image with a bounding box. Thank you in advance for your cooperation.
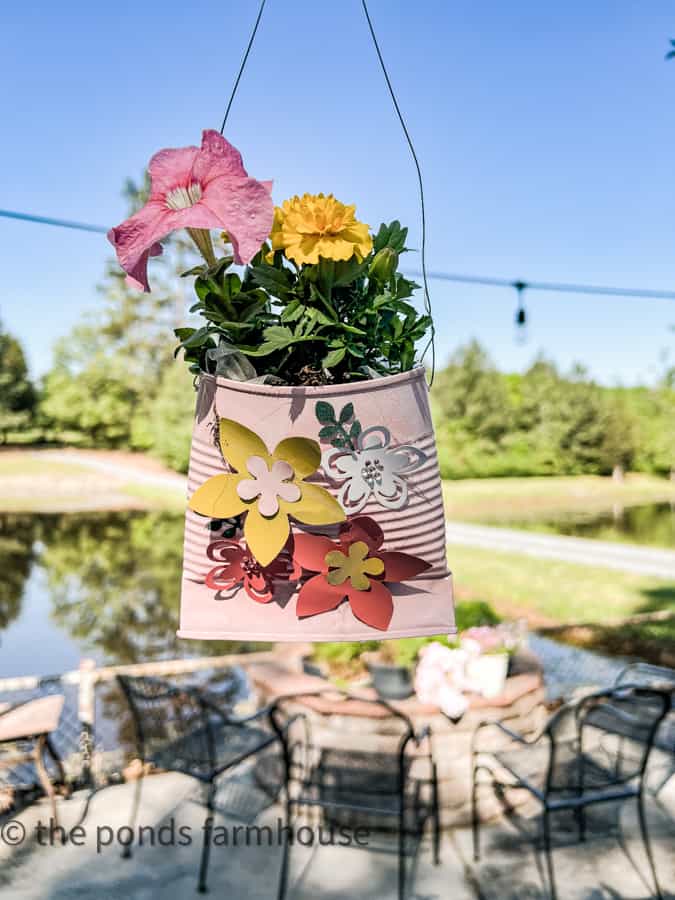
[236,456,301,517]
[321,426,427,513]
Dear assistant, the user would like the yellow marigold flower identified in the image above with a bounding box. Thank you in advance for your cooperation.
[269,193,372,265]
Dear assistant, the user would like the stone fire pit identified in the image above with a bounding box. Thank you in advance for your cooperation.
[247,649,546,827]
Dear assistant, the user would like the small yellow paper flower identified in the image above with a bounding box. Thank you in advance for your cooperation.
[269,193,372,265]
[188,419,345,567]
[325,541,385,591]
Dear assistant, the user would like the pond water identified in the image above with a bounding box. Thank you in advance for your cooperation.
[487,502,674,549]
[0,511,269,681]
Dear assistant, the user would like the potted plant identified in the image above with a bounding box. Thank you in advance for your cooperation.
[362,645,415,701]
[109,131,455,642]
[461,625,517,699]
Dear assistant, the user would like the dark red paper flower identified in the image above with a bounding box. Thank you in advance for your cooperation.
[291,516,431,631]
[205,539,298,604]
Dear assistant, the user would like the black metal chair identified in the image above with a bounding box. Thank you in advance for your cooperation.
[613,662,675,796]
[471,685,672,900]
[117,674,292,896]
[282,690,440,900]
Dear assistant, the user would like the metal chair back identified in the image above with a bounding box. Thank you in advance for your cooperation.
[117,675,217,775]
[543,685,671,795]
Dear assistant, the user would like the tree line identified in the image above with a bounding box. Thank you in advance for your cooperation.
[1,179,672,479]
[432,341,674,479]
[2,322,672,480]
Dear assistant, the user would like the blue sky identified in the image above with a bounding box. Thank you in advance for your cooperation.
[1,0,674,384]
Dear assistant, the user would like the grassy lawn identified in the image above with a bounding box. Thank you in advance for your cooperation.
[449,544,675,625]
[122,482,185,510]
[443,473,675,523]
[0,456,90,478]
[0,452,185,513]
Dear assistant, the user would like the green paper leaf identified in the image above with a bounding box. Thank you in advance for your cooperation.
[339,402,354,423]
[315,401,336,424]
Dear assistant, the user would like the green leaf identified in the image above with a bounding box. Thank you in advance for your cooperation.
[322,347,346,368]
[280,300,304,323]
[350,420,362,441]
[332,257,369,287]
[315,401,336,424]
[180,326,212,348]
[249,264,294,295]
[174,327,196,342]
[339,402,354,423]
[338,323,368,336]
[181,264,209,278]
[318,425,338,440]
[220,273,241,302]
[194,279,211,302]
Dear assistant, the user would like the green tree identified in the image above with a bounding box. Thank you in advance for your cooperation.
[0,323,36,443]
[39,177,198,453]
[434,341,511,443]
[432,342,644,478]
[130,360,195,472]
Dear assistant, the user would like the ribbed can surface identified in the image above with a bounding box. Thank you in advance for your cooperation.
[178,367,455,641]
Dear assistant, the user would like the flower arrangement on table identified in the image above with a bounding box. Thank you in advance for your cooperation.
[108,131,438,634]
[414,623,522,716]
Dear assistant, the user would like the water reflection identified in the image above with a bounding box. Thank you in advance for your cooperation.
[0,515,36,630]
[0,511,269,676]
[494,502,674,548]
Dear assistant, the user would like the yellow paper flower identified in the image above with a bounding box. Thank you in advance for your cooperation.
[325,541,385,591]
[188,419,345,566]
[269,193,373,265]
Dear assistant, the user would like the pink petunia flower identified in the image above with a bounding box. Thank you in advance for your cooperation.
[291,516,431,631]
[107,130,273,292]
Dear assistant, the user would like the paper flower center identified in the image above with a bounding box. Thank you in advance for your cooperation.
[165,182,203,210]
[325,541,384,591]
[360,456,384,487]
[236,456,302,518]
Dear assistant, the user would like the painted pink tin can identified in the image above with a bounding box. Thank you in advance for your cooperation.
[178,366,455,642]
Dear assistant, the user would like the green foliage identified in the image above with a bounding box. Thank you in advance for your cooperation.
[0,323,36,443]
[130,361,196,472]
[39,178,199,461]
[41,347,138,446]
[312,600,501,672]
[174,223,431,385]
[432,342,672,479]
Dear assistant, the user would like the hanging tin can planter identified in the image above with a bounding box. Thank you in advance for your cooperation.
[176,366,454,641]
[107,7,455,643]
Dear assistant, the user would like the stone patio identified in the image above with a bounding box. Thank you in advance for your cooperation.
[1,763,673,899]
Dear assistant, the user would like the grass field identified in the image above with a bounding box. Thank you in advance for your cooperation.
[443,473,675,523]
[449,544,674,625]
[0,451,185,513]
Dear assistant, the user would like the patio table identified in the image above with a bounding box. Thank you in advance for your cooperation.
[0,695,68,825]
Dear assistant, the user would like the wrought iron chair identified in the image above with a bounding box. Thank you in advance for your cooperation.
[613,662,675,795]
[281,690,440,900]
[471,685,672,900]
[117,674,292,896]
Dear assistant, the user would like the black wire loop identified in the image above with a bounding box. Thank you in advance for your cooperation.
[218,0,437,385]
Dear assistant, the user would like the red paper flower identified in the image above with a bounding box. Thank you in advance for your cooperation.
[205,539,298,604]
[291,516,431,631]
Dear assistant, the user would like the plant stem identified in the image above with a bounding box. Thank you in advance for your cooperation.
[187,228,217,267]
